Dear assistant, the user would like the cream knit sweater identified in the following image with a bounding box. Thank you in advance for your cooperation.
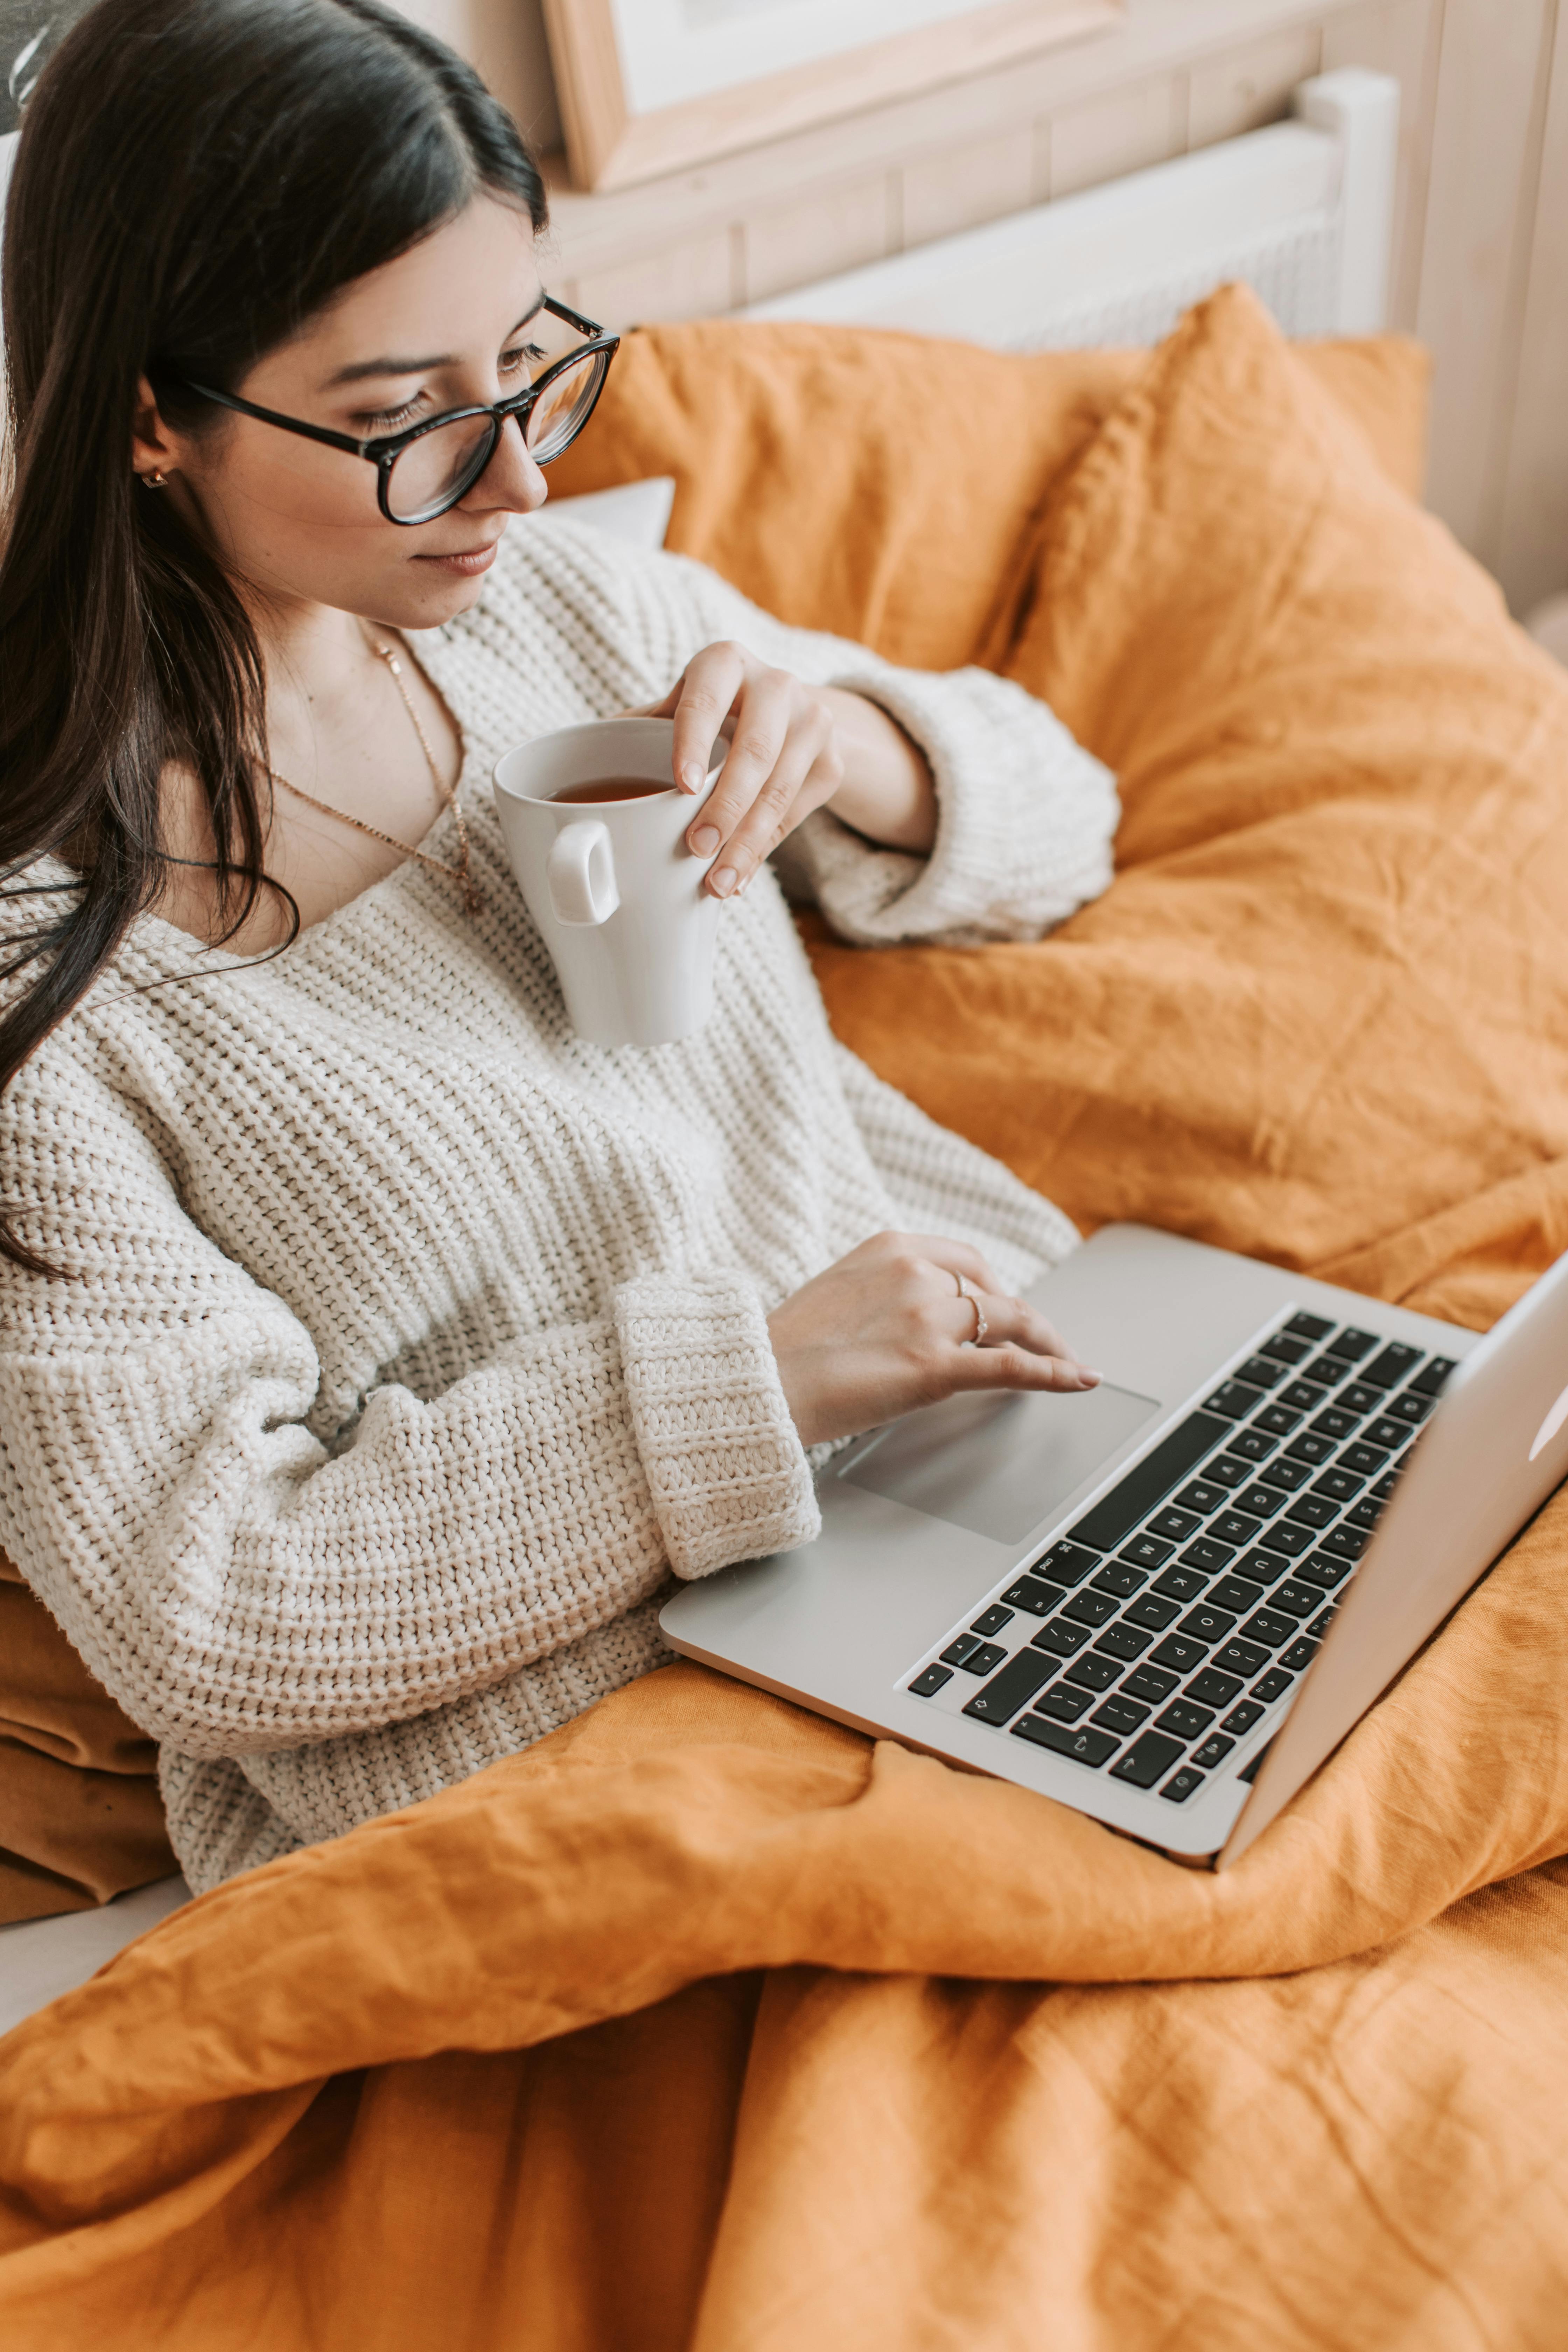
[0,518,1116,1891]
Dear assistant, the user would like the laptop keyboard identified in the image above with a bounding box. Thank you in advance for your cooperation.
[905,1311,1457,1806]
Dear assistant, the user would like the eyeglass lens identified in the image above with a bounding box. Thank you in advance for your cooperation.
[385,346,609,522]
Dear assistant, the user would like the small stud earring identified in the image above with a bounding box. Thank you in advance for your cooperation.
[141,469,168,488]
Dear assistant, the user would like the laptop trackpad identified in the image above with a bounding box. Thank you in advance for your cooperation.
[840,1382,1160,1547]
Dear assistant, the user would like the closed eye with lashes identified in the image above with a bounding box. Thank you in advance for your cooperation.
[355,343,551,435]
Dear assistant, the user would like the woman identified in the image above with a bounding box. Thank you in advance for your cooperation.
[0,0,1117,1891]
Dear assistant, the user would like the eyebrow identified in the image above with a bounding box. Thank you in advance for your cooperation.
[324,292,548,387]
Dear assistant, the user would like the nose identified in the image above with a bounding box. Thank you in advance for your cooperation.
[463,413,548,517]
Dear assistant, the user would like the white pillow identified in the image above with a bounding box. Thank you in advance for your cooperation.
[545,474,675,550]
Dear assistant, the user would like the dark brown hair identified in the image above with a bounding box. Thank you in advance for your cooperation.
[0,0,546,1269]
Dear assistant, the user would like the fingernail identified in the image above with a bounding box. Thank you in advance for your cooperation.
[1080,1368,1102,1386]
[690,826,720,857]
[680,762,705,793]
[710,866,738,897]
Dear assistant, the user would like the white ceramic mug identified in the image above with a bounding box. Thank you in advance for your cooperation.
[493,717,725,1047]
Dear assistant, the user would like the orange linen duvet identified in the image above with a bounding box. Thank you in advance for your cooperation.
[3,291,1568,2350]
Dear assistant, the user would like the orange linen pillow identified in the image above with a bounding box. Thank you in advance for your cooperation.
[806,285,1568,1331]
[547,320,1429,672]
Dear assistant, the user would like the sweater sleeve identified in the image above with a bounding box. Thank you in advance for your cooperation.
[631,546,1119,948]
[0,1047,818,1759]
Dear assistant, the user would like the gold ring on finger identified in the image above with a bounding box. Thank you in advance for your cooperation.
[954,1271,988,1346]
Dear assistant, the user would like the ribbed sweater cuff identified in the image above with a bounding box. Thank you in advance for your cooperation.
[613,1274,820,1580]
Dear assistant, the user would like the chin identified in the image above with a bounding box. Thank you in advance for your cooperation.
[366,566,493,634]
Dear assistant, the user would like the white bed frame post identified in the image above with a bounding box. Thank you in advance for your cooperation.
[1295,68,1399,337]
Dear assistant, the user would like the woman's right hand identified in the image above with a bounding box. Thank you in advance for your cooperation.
[766,1231,1100,1449]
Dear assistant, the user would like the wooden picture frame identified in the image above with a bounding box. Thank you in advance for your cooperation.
[541,0,1125,192]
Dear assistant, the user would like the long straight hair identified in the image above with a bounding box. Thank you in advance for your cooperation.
[0,0,546,1272]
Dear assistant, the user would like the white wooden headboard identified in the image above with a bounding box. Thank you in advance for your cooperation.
[741,69,1398,349]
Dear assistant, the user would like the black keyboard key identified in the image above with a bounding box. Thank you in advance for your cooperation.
[1176,1478,1230,1514]
[1204,1381,1262,1419]
[1222,1700,1265,1734]
[1306,1605,1339,1639]
[1255,1456,1310,1491]
[1091,1695,1150,1736]
[1212,1637,1270,1678]
[1149,1505,1202,1541]
[1119,1533,1175,1569]
[1001,1576,1067,1616]
[1209,1511,1261,1547]
[1032,1540,1101,1588]
[1387,1391,1431,1424]
[1091,1561,1147,1598]
[1012,1715,1118,1767]
[1150,1566,1207,1603]
[1327,1327,1377,1361]
[1126,1592,1182,1630]
[1066,1412,1230,1553]
[1236,1355,1286,1389]
[1120,1665,1179,1704]
[1149,1633,1210,1674]
[1161,1767,1205,1803]
[1347,1499,1381,1532]
[1110,1731,1185,1788]
[1206,1575,1264,1614]
[909,1664,952,1697]
[1250,1668,1296,1704]
[1302,1353,1351,1388]
[1092,1624,1153,1662]
[962,1650,1055,1723]
[1311,1467,1365,1504]
[1030,1616,1091,1656]
[1286,1494,1338,1530]
[1178,1537,1236,1575]
[1410,1356,1456,1398]
[1280,1637,1321,1672]
[1260,1332,1313,1365]
[1238,1608,1296,1647]
[1297,1553,1353,1590]
[1362,1340,1423,1391]
[1064,1652,1121,1692]
[1253,1403,1302,1438]
[1337,1382,1383,1418]
[962,1642,1008,1675]
[1363,1416,1408,1451]
[1178,1603,1237,1645]
[1370,1470,1399,1500]
[1185,1667,1244,1708]
[1234,1547,1287,1585]
[1228,1429,1279,1462]
[1284,1432,1336,1466]
[1154,1699,1214,1741]
[1309,1407,1361,1441]
[1233,1483,1284,1518]
[1258,1521,1312,1557]
[1034,1681,1092,1722]
[1322,1525,1367,1561]
[1268,1580,1320,1616]
[1340,1442,1390,1478]
[940,1633,987,1670]
[1064,1588,1118,1627]
[1286,1311,1334,1342]
[1203,1455,1252,1490]
[1277,1381,1327,1413]
[1190,1734,1235,1770]
[970,1604,1015,1638]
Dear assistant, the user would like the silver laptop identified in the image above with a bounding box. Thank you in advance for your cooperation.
[660,1224,1568,1865]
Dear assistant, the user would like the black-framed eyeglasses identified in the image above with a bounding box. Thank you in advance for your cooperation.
[170,296,620,525]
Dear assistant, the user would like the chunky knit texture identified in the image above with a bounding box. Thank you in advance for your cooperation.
[0,518,1116,1891]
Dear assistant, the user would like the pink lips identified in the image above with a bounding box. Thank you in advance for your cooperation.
[414,541,500,577]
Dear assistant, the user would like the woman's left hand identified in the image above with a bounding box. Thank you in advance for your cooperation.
[633,640,938,898]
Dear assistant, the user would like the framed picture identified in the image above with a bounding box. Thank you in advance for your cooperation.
[541,0,1125,192]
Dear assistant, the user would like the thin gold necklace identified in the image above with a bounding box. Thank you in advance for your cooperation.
[270,628,482,916]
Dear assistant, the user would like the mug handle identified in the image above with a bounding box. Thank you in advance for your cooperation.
[546,821,620,926]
